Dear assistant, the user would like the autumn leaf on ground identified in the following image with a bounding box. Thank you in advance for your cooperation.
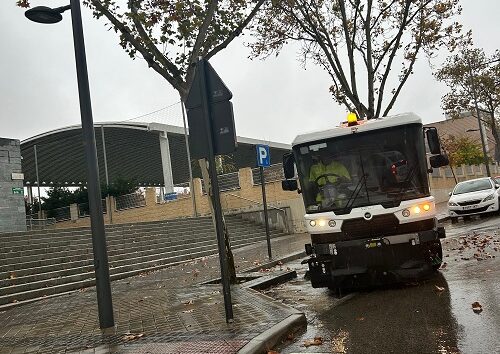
[182,309,194,313]
[123,333,144,341]
[303,336,323,347]
[440,262,447,269]
[472,301,483,313]
[435,285,445,292]
[182,299,194,305]
[9,273,16,279]
[267,351,279,354]
[356,317,365,321]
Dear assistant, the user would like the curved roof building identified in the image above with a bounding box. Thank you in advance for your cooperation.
[20,122,290,189]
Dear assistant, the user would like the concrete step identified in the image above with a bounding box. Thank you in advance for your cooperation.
[0,224,266,255]
[0,228,278,269]
[0,214,289,307]
[0,230,286,293]
[0,215,251,243]
[0,218,257,250]
[0,234,286,305]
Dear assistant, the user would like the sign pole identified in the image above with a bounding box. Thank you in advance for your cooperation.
[198,59,234,322]
[260,166,272,259]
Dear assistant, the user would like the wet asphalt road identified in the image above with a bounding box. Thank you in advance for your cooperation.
[264,216,500,354]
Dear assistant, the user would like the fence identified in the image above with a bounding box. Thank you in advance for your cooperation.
[77,199,107,217]
[47,206,71,222]
[115,192,146,211]
[201,171,240,194]
[26,217,56,230]
[251,163,285,185]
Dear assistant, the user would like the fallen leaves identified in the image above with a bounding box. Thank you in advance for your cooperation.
[182,309,194,313]
[9,273,16,280]
[303,336,323,347]
[472,301,483,314]
[434,285,445,292]
[122,333,144,341]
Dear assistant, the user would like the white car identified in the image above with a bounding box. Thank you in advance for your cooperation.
[448,177,500,222]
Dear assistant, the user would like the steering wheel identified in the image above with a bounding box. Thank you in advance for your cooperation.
[314,173,346,185]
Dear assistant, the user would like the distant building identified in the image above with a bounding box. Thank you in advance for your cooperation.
[424,112,497,162]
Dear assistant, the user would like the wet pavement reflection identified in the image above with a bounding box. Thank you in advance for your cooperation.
[265,216,500,353]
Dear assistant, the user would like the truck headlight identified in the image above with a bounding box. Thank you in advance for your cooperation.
[483,194,495,202]
[448,201,458,206]
[328,220,336,227]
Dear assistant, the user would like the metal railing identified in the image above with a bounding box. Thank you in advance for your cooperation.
[78,199,107,217]
[46,206,71,222]
[251,163,285,185]
[223,192,289,233]
[201,171,240,194]
[26,217,56,230]
[115,192,146,211]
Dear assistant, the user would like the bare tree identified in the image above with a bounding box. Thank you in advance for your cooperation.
[251,0,465,119]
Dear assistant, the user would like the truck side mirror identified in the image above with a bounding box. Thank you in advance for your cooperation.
[430,154,449,168]
[283,152,295,179]
[282,179,298,191]
[426,127,441,155]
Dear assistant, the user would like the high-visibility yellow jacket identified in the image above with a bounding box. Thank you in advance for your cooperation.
[309,161,350,202]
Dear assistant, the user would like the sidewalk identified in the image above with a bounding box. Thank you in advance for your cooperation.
[0,233,310,354]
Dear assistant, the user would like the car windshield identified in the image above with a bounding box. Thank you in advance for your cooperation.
[294,124,429,214]
[453,179,492,195]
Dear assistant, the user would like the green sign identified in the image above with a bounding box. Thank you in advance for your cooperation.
[12,187,23,195]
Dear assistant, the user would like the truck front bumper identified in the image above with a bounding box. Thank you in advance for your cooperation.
[305,227,445,288]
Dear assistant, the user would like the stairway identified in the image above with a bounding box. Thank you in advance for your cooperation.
[0,215,288,308]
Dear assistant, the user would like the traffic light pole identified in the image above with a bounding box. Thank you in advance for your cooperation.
[197,59,234,322]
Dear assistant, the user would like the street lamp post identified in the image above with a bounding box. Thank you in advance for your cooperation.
[466,56,491,177]
[465,55,500,177]
[25,1,114,329]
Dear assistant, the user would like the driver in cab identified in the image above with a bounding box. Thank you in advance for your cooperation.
[309,154,351,206]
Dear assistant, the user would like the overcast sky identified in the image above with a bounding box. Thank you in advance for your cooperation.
[1,0,499,144]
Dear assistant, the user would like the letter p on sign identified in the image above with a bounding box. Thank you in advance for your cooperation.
[256,144,270,167]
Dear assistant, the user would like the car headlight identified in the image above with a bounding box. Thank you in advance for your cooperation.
[448,201,458,206]
[483,194,495,202]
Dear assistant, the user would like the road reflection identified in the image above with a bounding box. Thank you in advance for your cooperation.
[312,273,459,353]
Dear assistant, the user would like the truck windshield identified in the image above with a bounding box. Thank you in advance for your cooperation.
[294,123,429,214]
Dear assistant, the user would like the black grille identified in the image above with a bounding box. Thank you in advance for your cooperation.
[454,205,490,215]
[457,200,481,206]
[340,215,434,240]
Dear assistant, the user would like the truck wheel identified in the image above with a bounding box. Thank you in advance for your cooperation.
[451,217,458,224]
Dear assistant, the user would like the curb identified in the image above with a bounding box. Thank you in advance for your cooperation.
[237,313,307,354]
[241,250,306,273]
[437,214,449,223]
[245,270,297,291]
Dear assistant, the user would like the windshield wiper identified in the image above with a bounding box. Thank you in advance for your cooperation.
[339,173,368,214]
[392,164,418,207]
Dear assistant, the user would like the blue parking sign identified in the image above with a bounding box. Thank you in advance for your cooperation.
[256,144,270,167]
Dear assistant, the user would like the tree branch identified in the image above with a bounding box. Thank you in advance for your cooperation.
[375,0,411,117]
[206,0,266,60]
[91,0,185,94]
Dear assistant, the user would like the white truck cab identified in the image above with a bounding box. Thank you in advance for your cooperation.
[282,113,448,292]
